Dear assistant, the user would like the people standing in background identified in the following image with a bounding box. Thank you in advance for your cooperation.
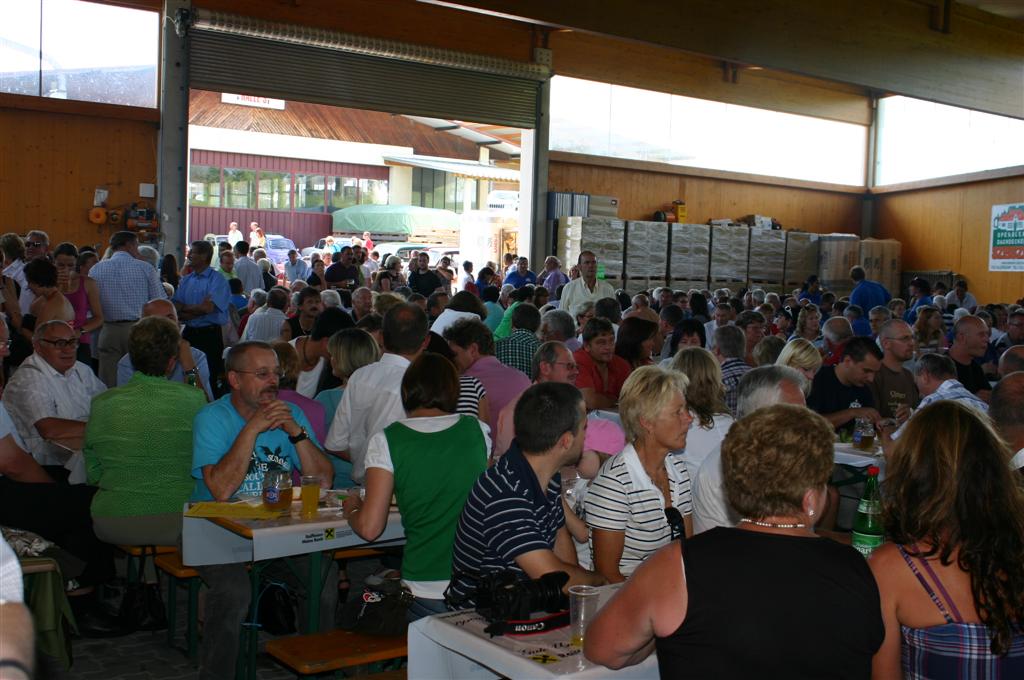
[173,240,231,397]
[559,251,617,317]
[88,231,166,387]
[797,275,822,306]
[248,222,266,248]
[232,241,263,295]
[849,265,891,313]
[539,256,569,302]
[52,243,103,366]
[226,222,243,246]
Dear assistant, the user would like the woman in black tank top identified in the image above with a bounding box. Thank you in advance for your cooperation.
[584,404,883,678]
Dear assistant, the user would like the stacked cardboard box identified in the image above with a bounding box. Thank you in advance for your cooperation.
[748,227,786,291]
[818,233,861,297]
[626,221,669,282]
[559,216,625,280]
[709,225,750,289]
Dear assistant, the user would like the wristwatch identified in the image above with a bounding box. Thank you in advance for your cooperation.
[288,427,309,444]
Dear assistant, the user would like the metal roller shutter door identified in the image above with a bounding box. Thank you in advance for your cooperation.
[189,30,540,129]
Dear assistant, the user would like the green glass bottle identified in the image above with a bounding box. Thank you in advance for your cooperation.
[851,465,883,558]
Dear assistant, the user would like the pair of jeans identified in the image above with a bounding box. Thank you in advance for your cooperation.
[406,595,447,623]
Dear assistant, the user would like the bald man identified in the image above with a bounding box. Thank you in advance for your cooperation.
[115,299,212,400]
[991,371,1024,471]
[947,316,992,402]
[999,345,1024,379]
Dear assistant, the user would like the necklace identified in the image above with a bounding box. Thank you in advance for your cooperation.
[739,518,806,529]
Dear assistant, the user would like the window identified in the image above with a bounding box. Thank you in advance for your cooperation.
[1,0,158,107]
[328,177,359,210]
[189,165,221,208]
[411,168,476,213]
[224,169,256,209]
[875,96,1024,185]
[258,171,291,210]
[359,179,389,205]
[550,75,868,186]
[295,174,326,212]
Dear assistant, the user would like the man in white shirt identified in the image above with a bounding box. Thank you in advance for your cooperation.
[226,222,243,246]
[325,303,429,483]
[704,302,734,351]
[558,251,616,317]
[691,365,806,533]
[5,320,106,481]
[242,287,289,343]
[232,241,264,294]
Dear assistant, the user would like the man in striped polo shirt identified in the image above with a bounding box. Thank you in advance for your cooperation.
[448,382,605,607]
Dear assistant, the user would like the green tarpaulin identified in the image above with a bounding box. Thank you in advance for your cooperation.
[331,205,460,236]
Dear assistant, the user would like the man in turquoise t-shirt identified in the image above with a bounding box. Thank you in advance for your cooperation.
[190,341,335,680]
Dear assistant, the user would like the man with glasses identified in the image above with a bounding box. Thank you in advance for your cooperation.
[870,319,920,424]
[88,231,166,387]
[190,341,335,680]
[173,240,231,397]
[5,320,105,481]
[995,309,1024,355]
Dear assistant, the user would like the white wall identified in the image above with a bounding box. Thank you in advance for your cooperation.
[188,126,413,166]
[389,166,413,205]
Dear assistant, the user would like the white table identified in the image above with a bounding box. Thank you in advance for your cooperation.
[181,504,404,566]
[833,442,886,478]
[408,585,658,679]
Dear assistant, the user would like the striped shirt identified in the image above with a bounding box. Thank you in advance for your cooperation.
[456,375,486,418]
[448,447,564,608]
[584,444,692,577]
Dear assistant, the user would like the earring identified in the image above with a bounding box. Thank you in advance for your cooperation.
[808,509,816,518]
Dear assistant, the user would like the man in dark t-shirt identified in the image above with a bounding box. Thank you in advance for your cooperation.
[808,336,883,434]
[948,315,992,402]
[408,252,443,297]
[324,246,361,290]
[870,320,920,422]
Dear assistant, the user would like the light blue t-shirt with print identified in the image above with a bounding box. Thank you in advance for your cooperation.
[190,395,320,501]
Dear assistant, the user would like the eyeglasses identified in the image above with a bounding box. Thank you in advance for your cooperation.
[25,241,45,248]
[0,339,11,349]
[39,338,78,349]
[233,369,284,381]
[551,361,578,370]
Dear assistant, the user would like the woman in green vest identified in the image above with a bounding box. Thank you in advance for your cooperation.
[343,352,491,620]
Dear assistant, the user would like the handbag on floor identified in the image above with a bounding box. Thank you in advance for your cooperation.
[338,578,412,636]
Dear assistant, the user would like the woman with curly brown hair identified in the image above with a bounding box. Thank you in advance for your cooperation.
[585,404,882,676]
[792,303,824,349]
[870,400,1024,678]
[912,305,947,358]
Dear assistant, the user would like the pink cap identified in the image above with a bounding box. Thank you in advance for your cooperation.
[584,418,626,455]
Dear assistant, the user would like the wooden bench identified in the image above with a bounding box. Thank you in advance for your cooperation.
[333,547,387,561]
[117,544,177,583]
[265,629,407,675]
[154,551,202,663]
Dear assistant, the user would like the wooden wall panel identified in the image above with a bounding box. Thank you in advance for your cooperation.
[875,176,1024,304]
[548,160,862,234]
[0,108,158,249]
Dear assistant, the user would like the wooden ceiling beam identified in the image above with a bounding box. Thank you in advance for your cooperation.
[426,0,1024,119]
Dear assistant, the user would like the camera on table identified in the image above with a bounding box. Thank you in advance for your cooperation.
[475,570,569,621]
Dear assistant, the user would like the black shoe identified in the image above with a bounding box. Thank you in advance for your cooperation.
[73,605,133,638]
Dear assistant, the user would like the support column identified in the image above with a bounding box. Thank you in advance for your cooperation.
[158,0,191,259]
[527,77,551,268]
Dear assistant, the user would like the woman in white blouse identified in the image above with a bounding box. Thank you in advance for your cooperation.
[669,347,733,474]
[584,366,694,583]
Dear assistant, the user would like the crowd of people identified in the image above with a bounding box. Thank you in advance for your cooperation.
[1,226,1023,679]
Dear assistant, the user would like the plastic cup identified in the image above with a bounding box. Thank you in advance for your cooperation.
[568,585,599,648]
[300,475,321,518]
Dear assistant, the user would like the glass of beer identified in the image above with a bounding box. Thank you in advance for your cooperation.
[568,585,599,648]
[262,470,292,512]
[300,475,321,519]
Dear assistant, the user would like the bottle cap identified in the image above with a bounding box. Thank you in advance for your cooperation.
[867,465,880,476]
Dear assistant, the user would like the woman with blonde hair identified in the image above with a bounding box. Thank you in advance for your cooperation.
[270,341,326,444]
[792,304,823,348]
[585,366,694,583]
[586,404,883,676]
[670,347,732,471]
[315,328,381,488]
[912,305,947,357]
[776,337,823,385]
[870,401,1024,677]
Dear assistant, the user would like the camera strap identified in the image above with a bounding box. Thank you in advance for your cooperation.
[483,610,570,638]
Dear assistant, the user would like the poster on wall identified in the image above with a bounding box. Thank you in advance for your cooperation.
[990,203,1024,272]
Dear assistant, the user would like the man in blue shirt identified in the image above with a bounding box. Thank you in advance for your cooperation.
[503,257,537,289]
[173,240,231,396]
[190,342,335,680]
[848,266,891,315]
[903,277,934,325]
[448,382,604,608]
[284,249,309,284]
